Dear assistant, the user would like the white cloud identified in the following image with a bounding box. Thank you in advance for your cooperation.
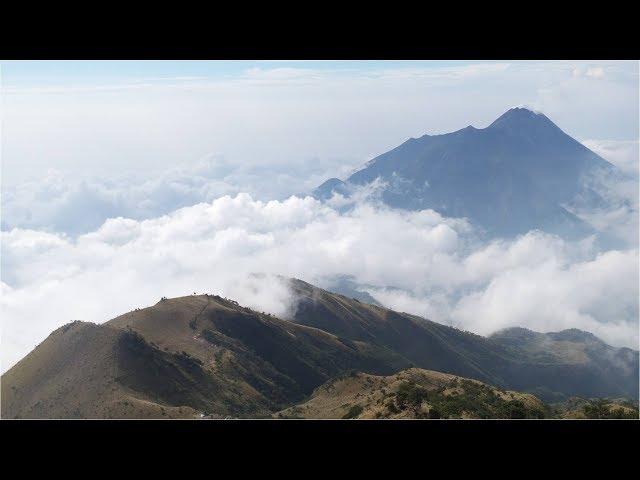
[1,154,363,234]
[586,67,605,79]
[582,139,639,176]
[365,231,639,349]
[567,140,639,246]
[451,249,638,346]
[2,194,637,372]
[572,66,606,79]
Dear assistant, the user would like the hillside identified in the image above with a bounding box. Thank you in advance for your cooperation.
[288,278,639,401]
[552,397,639,419]
[489,327,640,401]
[289,278,511,386]
[278,368,639,419]
[1,293,406,419]
[0,322,217,419]
[2,279,637,418]
[314,108,616,238]
[276,368,547,419]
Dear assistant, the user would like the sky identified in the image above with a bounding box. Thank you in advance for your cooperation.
[1,60,638,372]
[2,60,638,187]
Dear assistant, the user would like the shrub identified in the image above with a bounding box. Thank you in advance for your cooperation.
[342,404,364,419]
[583,399,639,419]
[396,382,428,408]
[428,407,441,419]
[387,402,400,414]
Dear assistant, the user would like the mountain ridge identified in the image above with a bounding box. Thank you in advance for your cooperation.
[2,278,637,418]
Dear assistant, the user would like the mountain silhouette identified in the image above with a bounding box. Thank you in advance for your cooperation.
[314,108,615,237]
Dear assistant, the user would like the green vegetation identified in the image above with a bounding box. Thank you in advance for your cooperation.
[390,379,546,419]
[342,404,363,419]
[3,281,638,419]
[582,399,639,419]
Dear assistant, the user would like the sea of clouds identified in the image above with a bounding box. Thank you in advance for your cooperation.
[0,153,363,235]
[1,139,639,372]
[1,156,638,373]
[2,61,638,373]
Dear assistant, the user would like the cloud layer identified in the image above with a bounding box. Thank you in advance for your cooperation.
[2,193,637,372]
[1,154,362,234]
[1,61,637,372]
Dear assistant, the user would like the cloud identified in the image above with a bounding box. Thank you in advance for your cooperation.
[453,249,638,345]
[1,154,364,235]
[2,193,637,372]
[572,66,606,79]
[363,231,639,347]
[6,135,635,241]
[567,140,639,247]
[581,139,639,176]
[586,67,605,79]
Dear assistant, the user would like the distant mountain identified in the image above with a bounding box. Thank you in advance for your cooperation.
[320,275,383,306]
[313,108,615,237]
[2,279,637,418]
[489,327,640,402]
[288,279,639,402]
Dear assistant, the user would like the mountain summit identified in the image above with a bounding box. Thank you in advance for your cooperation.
[488,107,556,130]
[314,108,614,237]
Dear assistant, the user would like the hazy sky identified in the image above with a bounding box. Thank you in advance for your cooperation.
[1,60,638,372]
[2,60,638,186]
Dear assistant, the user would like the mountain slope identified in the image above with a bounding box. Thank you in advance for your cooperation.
[276,368,547,419]
[289,278,511,386]
[552,397,639,419]
[0,321,231,419]
[489,327,640,401]
[1,293,407,419]
[314,108,615,237]
[2,280,637,418]
[287,278,639,401]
